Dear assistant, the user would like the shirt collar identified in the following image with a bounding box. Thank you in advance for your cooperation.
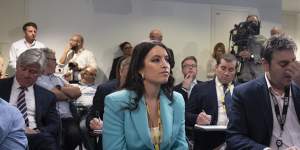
[265,73,290,97]
[23,38,36,47]
[215,76,232,88]
[192,79,197,85]
[13,76,34,91]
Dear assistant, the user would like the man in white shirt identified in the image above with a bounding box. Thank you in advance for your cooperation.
[227,33,300,150]
[186,53,237,150]
[58,34,97,83]
[8,22,45,75]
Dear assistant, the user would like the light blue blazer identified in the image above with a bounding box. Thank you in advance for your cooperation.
[103,90,188,150]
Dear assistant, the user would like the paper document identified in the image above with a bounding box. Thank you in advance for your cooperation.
[194,124,227,131]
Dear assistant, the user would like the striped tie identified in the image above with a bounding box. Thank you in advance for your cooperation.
[17,87,29,127]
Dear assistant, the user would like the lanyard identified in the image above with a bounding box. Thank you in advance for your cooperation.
[269,87,290,149]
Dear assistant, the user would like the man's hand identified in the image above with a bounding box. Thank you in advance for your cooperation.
[239,50,251,60]
[287,61,300,86]
[182,73,195,91]
[25,128,40,135]
[196,111,212,125]
[63,44,71,54]
[89,117,103,130]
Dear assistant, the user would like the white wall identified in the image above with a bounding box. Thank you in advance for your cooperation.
[282,12,300,60]
[0,0,282,83]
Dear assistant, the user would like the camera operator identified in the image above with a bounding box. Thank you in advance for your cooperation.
[58,34,97,83]
[231,15,267,83]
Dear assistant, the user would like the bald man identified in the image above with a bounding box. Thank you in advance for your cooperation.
[59,34,98,82]
[149,29,163,42]
[148,29,175,68]
[270,27,282,36]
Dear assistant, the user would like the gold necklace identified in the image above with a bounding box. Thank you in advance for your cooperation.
[146,100,162,150]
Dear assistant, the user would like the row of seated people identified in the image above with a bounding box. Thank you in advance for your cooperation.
[1,34,300,150]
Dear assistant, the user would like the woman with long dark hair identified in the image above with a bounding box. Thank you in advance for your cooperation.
[103,42,188,150]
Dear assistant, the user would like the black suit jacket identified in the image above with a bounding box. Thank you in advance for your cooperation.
[226,76,300,149]
[0,77,60,136]
[86,79,118,130]
[173,80,202,102]
[186,78,235,149]
[109,57,122,80]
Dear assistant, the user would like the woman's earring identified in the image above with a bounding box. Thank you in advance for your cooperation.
[141,73,144,80]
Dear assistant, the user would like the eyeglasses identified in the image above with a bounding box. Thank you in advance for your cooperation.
[183,64,197,68]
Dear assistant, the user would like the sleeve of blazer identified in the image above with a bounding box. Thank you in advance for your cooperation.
[226,87,267,150]
[86,85,105,130]
[39,92,60,136]
[171,93,189,150]
[109,58,118,80]
[185,84,202,127]
[102,94,127,150]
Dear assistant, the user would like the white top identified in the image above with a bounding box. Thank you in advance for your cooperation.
[265,74,300,149]
[206,57,217,80]
[59,48,97,70]
[58,48,98,81]
[9,77,37,129]
[215,77,233,126]
[9,39,45,69]
[73,83,97,107]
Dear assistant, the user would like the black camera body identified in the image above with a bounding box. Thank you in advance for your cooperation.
[230,20,260,54]
[68,62,78,71]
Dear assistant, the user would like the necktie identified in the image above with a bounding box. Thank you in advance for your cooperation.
[223,84,231,113]
[17,87,29,127]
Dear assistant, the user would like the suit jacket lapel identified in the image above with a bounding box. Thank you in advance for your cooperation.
[258,77,273,136]
[209,79,218,124]
[33,85,42,127]
[130,95,153,149]
[291,84,300,123]
[159,93,173,149]
[0,77,14,102]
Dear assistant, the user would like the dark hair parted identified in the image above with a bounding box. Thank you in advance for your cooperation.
[22,22,38,31]
[262,33,297,63]
[119,41,131,50]
[181,56,197,68]
[212,42,226,59]
[123,42,175,110]
[216,53,237,67]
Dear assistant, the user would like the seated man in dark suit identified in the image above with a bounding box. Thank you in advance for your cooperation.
[84,56,130,149]
[0,48,60,150]
[174,56,202,102]
[227,34,300,149]
[186,53,237,150]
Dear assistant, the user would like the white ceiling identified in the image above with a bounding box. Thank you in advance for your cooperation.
[282,0,300,13]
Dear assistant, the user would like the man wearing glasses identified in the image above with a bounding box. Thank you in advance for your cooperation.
[174,56,202,102]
